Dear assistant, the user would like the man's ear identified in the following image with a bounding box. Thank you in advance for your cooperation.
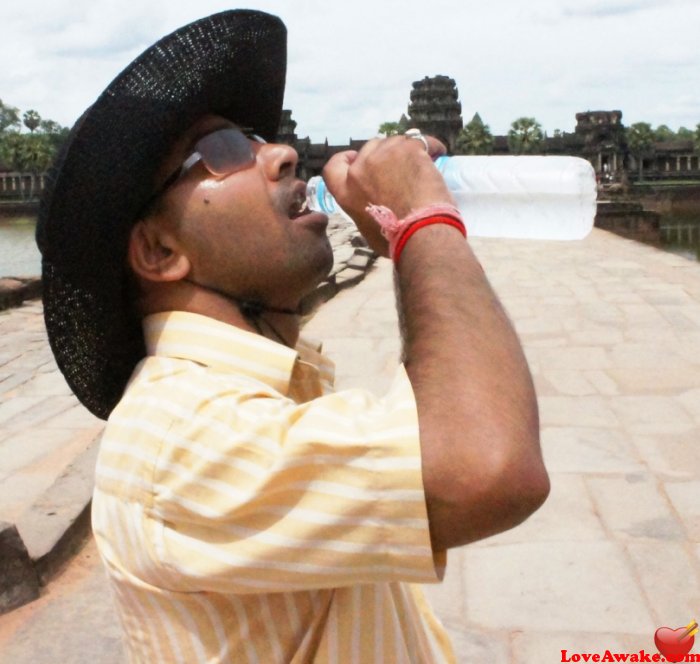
[128,219,191,282]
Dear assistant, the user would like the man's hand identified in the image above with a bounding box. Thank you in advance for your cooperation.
[322,134,451,256]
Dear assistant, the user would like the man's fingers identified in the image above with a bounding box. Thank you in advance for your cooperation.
[424,135,447,160]
[317,132,451,258]
[322,150,357,192]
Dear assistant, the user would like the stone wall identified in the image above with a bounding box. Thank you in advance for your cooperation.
[632,184,700,216]
[0,201,38,220]
[0,278,42,311]
[595,201,661,245]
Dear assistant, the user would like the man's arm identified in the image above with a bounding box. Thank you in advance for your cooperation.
[323,136,550,551]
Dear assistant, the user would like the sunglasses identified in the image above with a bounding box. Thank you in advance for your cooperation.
[142,127,266,213]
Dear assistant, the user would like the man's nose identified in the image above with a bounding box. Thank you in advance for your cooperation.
[259,142,299,181]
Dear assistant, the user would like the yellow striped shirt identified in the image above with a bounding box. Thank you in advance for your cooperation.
[92,311,454,663]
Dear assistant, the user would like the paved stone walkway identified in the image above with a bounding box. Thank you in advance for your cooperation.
[305,229,700,662]
[1,228,699,662]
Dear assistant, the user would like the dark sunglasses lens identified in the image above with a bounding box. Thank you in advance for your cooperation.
[198,129,255,176]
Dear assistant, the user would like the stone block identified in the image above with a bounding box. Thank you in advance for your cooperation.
[512,631,631,664]
[664,480,700,542]
[0,279,24,311]
[17,435,99,583]
[447,627,510,664]
[678,387,700,424]
[0,278,41,312]
[16,371,73,398]
[632,431,700,479]
[333,268,364,290]
[0,395,45,427]
[541,369,600,396]
[583,370,619,395]
[586,475,684,541]
[538,396,619,428]
[1,395,78,431]
[625,540,700,627]
[345,252,372,271]
[329,245,354,267]
[608,366,700,394]
[0,521,39,614]
[513,315,564,337]
[461,541,655,634]
[610,396,695,435]
[535,346,610,370]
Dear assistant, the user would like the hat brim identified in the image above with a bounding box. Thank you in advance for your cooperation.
[37,10,287,419]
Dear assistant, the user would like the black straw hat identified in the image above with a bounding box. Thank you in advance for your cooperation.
[36,10,287,419]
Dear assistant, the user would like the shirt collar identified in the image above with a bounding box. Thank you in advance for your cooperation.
[143,311,300,395]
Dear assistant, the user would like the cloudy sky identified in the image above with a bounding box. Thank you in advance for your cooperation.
[2,0,699,144]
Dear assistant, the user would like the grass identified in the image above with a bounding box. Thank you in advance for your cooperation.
[0,216,36,226]
[633,180,700,188]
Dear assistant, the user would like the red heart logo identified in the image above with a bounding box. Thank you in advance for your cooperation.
[654,626,695,663]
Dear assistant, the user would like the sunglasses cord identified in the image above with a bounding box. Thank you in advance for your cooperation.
[186,278,299,347]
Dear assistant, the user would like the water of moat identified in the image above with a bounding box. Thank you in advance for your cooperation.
[1,212,699,278]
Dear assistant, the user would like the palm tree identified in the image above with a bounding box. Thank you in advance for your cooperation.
[507,117,544,155]
[626,122,655,181]
[22,109,41,133]
[22,134,53,199]
[455,113,494,155]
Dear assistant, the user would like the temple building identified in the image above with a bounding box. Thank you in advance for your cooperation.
[573,110,627,179]
[276,76,699,185]
[2,76,699,202]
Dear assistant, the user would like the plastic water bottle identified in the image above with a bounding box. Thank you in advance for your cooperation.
[306,155,597,241]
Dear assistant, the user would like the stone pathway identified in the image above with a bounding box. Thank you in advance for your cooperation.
[304,230,700,662]
[1,227,699,662]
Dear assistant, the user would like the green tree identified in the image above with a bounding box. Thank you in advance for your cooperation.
[378,115,409,137]
[0,103,67,200]
[626,122,655,181]
[694,122,700,153]
[1,132,54,200]
[677,126,694,140]
[39,119,70,152]
[22,109,41,133]
[654,124,675,141]
[378,121,401,136]
[455,113,493,155]
[507,117,544,155]
[0,99,20,134]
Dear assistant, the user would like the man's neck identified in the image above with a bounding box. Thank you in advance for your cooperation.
[139,281,301,348]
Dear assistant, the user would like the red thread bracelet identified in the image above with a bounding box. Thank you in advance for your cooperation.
[393,215,467,264]
[365,203,467,261]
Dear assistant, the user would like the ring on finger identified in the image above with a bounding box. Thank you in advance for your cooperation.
[404,128,429,152]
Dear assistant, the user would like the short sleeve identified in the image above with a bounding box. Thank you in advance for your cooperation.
[147,365,445,594]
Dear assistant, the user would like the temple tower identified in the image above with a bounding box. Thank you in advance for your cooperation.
[574,110,626,180]
[277,109,298,145]
[407,75,463,152]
